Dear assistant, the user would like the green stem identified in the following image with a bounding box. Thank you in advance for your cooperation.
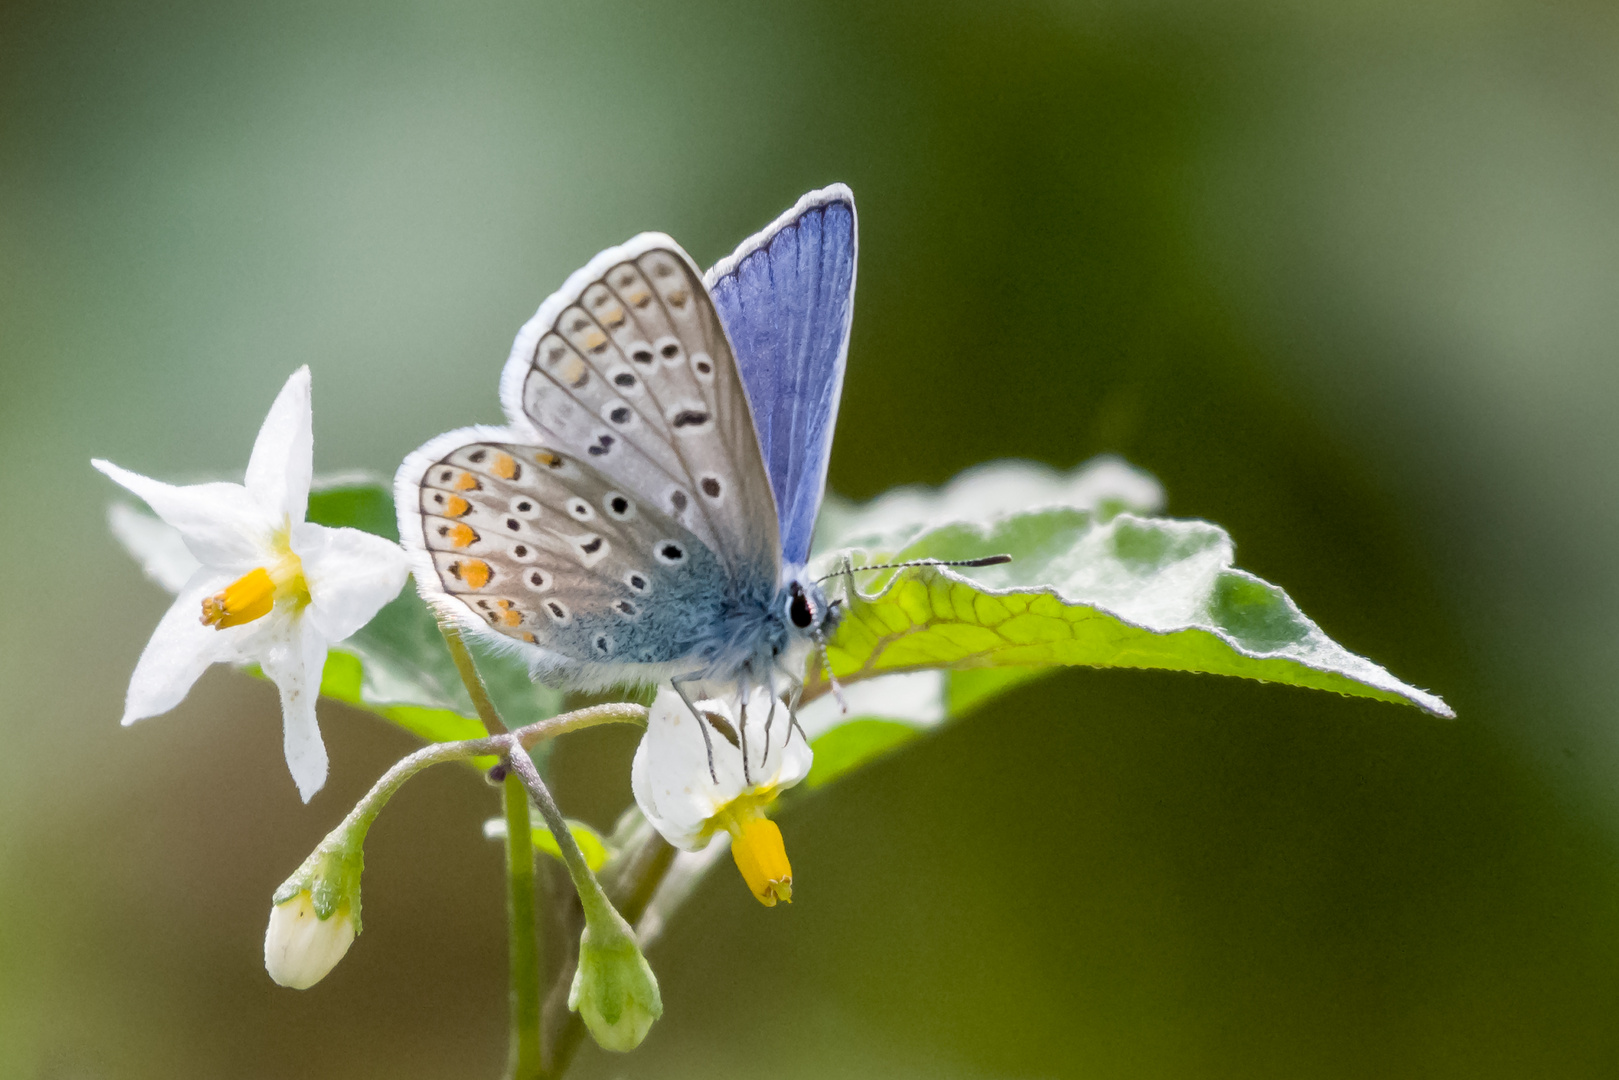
[503,772,543,1080]
[331,703,651,844]
[327,737,489,849]
[436,621,641,1078]
[505,749,615,922]
[440,621,509,735]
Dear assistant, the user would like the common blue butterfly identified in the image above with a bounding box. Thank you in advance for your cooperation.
[396,186,860,746]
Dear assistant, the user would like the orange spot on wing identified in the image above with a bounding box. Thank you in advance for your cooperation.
[452,560,492,589]
[491,453,517,480]
[444,495,471,518]
[447,523,478,548]
[535,451,562,468]
[454,472,480,492]
[556,355,588,387]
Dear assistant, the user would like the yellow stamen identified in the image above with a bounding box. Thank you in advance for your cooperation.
[725,810,792,907]
[201,567,274,628]
[199,552,307,629]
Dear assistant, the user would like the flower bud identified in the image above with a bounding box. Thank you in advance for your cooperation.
[264,889,356,989]
[265,826,364,989]
[568,907,663,1052]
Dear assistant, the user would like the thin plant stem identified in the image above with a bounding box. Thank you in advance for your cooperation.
[505,750,613,915]
[506,749,615,1080]
[439,620,509,735]
[502,772,543,1080]
[325,702,649,847]
[433,618,644,1079]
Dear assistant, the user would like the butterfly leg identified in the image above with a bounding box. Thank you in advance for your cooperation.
[760,675,778,769]
[737,672,753,787]
[782,675,810,747]
[670,673,719,785]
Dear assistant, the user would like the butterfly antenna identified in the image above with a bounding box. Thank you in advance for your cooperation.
[815,553,1012,586]
[738,688,753,787]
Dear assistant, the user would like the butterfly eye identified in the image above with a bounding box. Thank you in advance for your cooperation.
[788,584,814,630]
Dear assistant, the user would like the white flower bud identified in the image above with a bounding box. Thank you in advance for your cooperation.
[264,889,356,989]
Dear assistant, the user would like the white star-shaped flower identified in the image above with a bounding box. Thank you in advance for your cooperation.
[94,367,410,801]
[631,686,813,905]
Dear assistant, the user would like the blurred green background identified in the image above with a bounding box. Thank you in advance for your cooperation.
[5,1,1619,1076]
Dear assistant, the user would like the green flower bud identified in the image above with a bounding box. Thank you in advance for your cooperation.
[265,825,364,989]
[568,906,663,1052]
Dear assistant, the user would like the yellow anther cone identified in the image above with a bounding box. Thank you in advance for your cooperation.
[201,567,276,628]
[729,815,792,906]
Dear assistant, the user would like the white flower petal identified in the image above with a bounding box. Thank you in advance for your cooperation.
[260,619,330,802]
[93,460,273,569]
[244,367,314,524]
[632,686,812,851]
[121,569,270,726]
[631,736,706,851]
[292,523,411,642]
[107,504,203,594]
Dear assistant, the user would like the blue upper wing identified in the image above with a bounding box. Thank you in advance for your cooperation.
[705,185,857,567]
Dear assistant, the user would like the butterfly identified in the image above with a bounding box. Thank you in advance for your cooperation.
[396,186,861,762]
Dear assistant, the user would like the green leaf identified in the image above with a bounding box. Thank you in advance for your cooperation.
[810,485,1452,720]
[303,478,400,541]
[805,719,923,789]
[482,816,612,872]
[534,821,611,873]
[316,650,487,746]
